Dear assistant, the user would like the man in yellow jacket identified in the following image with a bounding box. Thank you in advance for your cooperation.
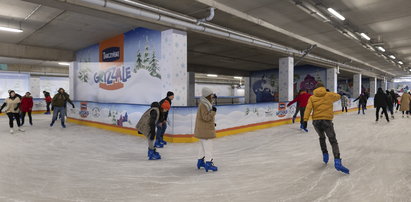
[303,83,350,174]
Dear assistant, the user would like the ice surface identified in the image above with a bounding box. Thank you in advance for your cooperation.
[0,109,411,201]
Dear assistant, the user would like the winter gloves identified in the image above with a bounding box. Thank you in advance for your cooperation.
[212,106,217,112]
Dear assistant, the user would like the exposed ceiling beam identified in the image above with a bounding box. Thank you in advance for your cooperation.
[0,42,74,61]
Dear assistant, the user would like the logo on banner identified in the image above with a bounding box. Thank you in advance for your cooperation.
[79,102,90,118]
[96,34,129,91]
[91,107,101,118]
[276,102,288,117]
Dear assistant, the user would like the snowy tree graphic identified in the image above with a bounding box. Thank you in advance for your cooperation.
[134,36,161,79]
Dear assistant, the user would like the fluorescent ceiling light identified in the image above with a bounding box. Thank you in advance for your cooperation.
[58,62,70,66]
[360,33,371,41]
[377,46,385,52]
[234,76,243,80]
[398,61,404,65]
[0,26,23,33]
[327,8,345,21]
[207,74,218,77]
[389,55,396,59]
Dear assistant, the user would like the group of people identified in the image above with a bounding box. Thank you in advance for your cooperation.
[0,88,74,133]
[136,88,219,172]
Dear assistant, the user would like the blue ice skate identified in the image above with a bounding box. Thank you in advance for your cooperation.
[205,160,218,172]
[334,159,349,174]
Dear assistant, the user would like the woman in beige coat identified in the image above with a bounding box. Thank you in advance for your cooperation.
[195,87,218,172]
[400,91,411,118]
[0,90,25,134]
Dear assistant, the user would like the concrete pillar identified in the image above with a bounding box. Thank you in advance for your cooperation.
[369,77,377,97]
[387,79,394,90]
[160,29,188,106]
[326,67,337,93]
[279,57,294,102]
[244,76,253,104]
[353,73,362,98]
[187,72,195,106]
[69,62,75,100]
[382,78,388,91]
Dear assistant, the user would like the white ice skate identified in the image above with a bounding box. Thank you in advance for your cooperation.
[10,129,14,134]
[18,127,25,132]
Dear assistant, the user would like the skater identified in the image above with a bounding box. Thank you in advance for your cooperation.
[0,90,25,134]
[287,89,311,132]
[340,93,349,113]
[374,88,389,122]
[391,90,400,112]
[353,93,367,114]
[20,92,34,126]
[399,91,411,118]
[154,91,174,148]
[50,88,75,128]
[136,102,162,160]
[290,90,303,124]
[381,90,394,119]
[303,83,350,174]
[195,87,218,172]
[43,91,52,114]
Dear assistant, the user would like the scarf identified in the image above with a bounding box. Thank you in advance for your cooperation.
[200,96,213,111]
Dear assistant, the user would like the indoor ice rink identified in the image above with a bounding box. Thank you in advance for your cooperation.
[1,0,411,201]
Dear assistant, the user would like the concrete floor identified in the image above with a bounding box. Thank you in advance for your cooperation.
[0,109,410,202]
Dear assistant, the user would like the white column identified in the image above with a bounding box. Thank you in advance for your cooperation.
[279,57,294,102]
[160,29,188,106]
[69,62,75,99]
[369,77,377,97]
[353,73,362,98]
[244,77,253,104]
[382,78,388,90]
[326,67,337,93]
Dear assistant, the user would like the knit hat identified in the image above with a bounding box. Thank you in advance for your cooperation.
[161,100,171,110]
[315,83,325,89]
[167,91,174,97]
[202,87,213,97]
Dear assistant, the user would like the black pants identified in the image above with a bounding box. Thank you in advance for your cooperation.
[381,106,394,116]
[396,103,400,111]
[342,106,348,112]
[7,113,21,128]
[358,103,366,114]
[376,107,389,121]
[21,111,32,125]
[46,102,51,112]
[402,111,410,115]
[313,120,340,159]
[299,107,306,124]
[293,106,300,118]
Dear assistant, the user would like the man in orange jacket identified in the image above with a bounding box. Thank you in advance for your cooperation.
[303,83,349,174]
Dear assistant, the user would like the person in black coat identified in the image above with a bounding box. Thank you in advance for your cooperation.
[353,93,367,114]
[381,90,394,119]
[374,88,389,122]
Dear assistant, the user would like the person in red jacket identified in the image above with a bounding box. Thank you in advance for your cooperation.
[43,91,52,114]
[21,92,34,126]
[287,89,312,132]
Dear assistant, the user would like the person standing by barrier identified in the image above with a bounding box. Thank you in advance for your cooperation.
[340,93,349,113]
[20,92,34,126]
[353,93,367,115]
[0,90,25,134]
[50,88,74,128]
[155,91,174,148]
[43,91,52,114]
[136,102,161,160]
[303,83,349,174]
[195,87,218,172]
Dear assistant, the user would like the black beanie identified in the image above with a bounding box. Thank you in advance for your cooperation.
[167,91,174,97]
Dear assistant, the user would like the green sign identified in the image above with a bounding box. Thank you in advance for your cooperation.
[0,64,7,70]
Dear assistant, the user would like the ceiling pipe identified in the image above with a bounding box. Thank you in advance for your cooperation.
[57,0,392,78]
[197,7,215,25]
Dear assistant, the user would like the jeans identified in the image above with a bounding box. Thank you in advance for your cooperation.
[312,120,340,159]
[299,107,306,124]
[7,113,21,128]
[156,123,167,142]
[52,107,66,123]
[358,103,366,114]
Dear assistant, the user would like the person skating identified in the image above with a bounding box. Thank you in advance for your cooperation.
[287,89,311,132]
[195,87,218,172]
[43,91,52,114]
[290,90,303,124]
[374,88,390,122]
[340,93,349,113]
[50,88,74,128]
[0,90,25,134]
[20,92,34,126]
[136,102,162,160]
[154,91,174,148]
[381,90,394,119]
[303,83,349,174]
[399,91,411,118]
[353,93,367,115]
